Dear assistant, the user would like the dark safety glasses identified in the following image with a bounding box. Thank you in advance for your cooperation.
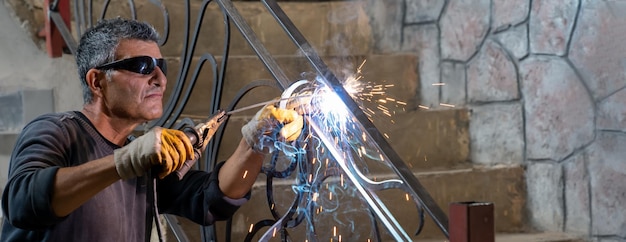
[95,56,167,76]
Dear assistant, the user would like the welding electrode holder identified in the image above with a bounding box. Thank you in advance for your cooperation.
[182,126,203,150]
[173,110,228,180]
[171,126,201,180]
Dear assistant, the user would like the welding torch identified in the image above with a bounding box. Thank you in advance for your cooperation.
[175,110,228,179]
[173,102,265,179]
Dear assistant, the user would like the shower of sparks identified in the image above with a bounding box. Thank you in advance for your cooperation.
[335,60,407,123]
[439,103,455,108]
[340,174,344,187]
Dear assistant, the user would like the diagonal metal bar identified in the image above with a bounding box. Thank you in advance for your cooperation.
[306,118,412,241]
[215,0,291,90]
[260,0,450,237]
[164,214,191,242]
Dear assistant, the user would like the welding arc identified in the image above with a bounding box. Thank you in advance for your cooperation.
[225,95,313,115]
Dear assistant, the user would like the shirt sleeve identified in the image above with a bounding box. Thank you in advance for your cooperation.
[156,162,250,225]
[1,117,70,229]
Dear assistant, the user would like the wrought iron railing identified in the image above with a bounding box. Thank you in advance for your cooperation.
[42,0,460,241]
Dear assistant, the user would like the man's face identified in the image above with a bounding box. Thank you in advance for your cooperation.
[101,39,166,123]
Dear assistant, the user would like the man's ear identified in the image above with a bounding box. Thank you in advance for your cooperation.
[86,69,106,98]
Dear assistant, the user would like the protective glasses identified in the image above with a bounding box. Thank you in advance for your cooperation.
[95,56,167,75]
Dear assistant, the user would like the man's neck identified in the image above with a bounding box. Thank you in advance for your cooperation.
[81,105,140,146]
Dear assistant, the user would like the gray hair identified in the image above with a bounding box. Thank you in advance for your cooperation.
[75,17,160,104]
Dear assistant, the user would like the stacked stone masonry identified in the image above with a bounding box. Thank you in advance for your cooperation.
[370,0,625,240]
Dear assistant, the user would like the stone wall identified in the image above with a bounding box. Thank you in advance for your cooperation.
[365,0,626,240]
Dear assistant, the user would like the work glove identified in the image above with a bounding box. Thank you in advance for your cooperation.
[281,92,313,115]
[241,104,304,153]
[114,127,195,179]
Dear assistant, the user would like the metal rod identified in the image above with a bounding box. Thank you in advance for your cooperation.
[225,94,314,115]
[164,215,190,242]
[225,99,277,115]
[215,0,291,89]
[307,119,412,241]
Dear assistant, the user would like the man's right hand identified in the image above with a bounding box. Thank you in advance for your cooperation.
[114,127,195,179]
[241,104,304,153]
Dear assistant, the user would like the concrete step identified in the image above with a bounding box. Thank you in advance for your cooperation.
[130,1,372,57]
[11,0,373,57]
[164,53,471,171]
[195,105,471,173]
[195,165,527,241]
[496,232,584,242]
[164,53,422,115]
[414,232,584,242]
[167,221,581,242]
[166,219,581,242]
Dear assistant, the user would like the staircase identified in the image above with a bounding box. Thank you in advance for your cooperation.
[144,1,530,241]
[0,0,586,241]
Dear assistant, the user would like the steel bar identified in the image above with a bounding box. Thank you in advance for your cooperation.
[225,94,315,115]
[215,0,291,89]
[165,215,191,242]
[307,119,412,241]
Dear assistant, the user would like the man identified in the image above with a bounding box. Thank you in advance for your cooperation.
[1,18,301,241]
